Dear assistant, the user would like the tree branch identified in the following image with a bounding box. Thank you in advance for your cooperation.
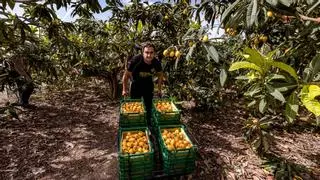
[281,14,320,24]
[299,14,320,23]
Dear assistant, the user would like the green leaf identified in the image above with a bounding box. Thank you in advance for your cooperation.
[260,123,270,130]
[274,84,298,92]
[220,67,227,87]
[279,0,292,7]
[266,49,277,59]
[186,44,195,61]
[303,53,320,82]
[220,0,242,27]
[271,61,298,81]
[137,20,143,34]
[226,5,247,28]
[266,84,286,103]
[1,0,6,9]
[285,92,299,124]
[7,0,14,9]
[248,100,257,107]
[236,75,249,80]
[307,1,320,15]
[246,71,260,81]
[268,74,287,81]
[247,0,258,27]
[301,85,320,116]
[203,44,219,63]
[197,27,204,37]
[308,85,320,99]
[252,137,261,151]
[259,98,267,113]
[246,0,253,28]
[243,47,265,67]
[245,84,262,97]
[182,28,194,40]
[266,0,277,7]
[174,57,179,70]
[229,61,263,74]
[102,6,114,12]
[262,136,269,151]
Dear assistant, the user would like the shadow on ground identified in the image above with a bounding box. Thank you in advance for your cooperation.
[1,84,319,180]
[0,86,119,180]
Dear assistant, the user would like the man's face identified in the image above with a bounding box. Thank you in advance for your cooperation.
[143,46,155,64]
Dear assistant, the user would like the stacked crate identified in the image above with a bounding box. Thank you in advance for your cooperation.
[118,127,154,179]
[118,98,197,179]
[118,99,154,179]
[152,99,196,176]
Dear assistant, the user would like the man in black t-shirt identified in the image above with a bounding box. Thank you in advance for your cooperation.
[122,42,163,126]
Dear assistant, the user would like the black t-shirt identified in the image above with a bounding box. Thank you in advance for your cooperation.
[128,54,162,82]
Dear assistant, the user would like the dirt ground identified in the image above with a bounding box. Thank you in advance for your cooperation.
[0,83,319,180]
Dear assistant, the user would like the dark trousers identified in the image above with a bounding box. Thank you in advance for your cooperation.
[130,82,153,127]
[17,81,34,105]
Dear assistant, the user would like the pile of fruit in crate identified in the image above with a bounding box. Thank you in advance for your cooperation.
[155,101,173,112]
[161,128,192,150]
[119,100,146,128]
[118,98,196,179]
[121,131,149,154]
[121,102,144,113]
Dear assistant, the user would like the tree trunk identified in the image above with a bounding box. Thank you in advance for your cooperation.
[111,68,121,100]
[101,68,121,100]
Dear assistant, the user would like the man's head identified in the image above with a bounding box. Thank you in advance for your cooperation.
[142,42,155,64]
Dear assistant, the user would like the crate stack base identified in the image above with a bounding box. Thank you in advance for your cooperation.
[118,127,154,180]
[157,125,196,176]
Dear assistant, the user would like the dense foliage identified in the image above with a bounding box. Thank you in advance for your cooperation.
[1,0,320,177]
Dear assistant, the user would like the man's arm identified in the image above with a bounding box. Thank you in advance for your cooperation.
[122,70,132,96]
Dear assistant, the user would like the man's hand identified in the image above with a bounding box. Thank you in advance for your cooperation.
[122,90,128,97]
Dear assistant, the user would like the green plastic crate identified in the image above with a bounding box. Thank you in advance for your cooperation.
[152,98,181,125]
[162,154,195,175]
[120,99,147,128]
[119,171,151,180]
[157,125,196,176]
[118,127,154,179]
[119,168,153,180]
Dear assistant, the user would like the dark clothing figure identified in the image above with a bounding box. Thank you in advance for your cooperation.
[16,79,34,105]
[7,57,34,106]
[127,54,162,126]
